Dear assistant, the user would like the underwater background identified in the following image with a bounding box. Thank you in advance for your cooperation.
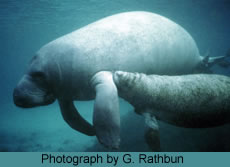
[0,0,230,151]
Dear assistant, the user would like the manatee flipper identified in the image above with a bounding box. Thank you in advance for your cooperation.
[91,71,120,149]
[142,112,161,151]
[143,112,159,130]
[58,100,95,136]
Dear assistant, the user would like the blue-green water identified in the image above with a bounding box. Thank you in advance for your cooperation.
[0,0,230,151]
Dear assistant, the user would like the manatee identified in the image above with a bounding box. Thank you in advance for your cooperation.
[113,71,230,128]
[13,11,227,149]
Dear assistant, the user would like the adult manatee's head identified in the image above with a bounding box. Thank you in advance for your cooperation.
[13,54,56,108]
[13,47,96,138]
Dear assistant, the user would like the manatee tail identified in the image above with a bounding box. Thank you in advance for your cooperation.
[196,49,230,73]
[202,49,230,68]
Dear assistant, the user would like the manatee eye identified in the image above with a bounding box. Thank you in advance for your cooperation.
[30,72,49,89]
[30,72,46,82]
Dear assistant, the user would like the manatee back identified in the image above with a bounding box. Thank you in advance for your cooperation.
[71,12,201,75]
[37,12,202,99]
[42,12,201,77]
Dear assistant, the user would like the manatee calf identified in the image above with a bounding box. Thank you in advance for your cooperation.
[13,11,227,149]
[113,71,230,128]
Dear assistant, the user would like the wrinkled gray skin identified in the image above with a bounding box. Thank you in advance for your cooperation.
[13,11,225,149]
[113,71,230,128]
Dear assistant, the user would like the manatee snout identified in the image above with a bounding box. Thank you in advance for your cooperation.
[13,75,55,108]
[13,87,30,108]
[113,71,141,91]
[113,71,130,88]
